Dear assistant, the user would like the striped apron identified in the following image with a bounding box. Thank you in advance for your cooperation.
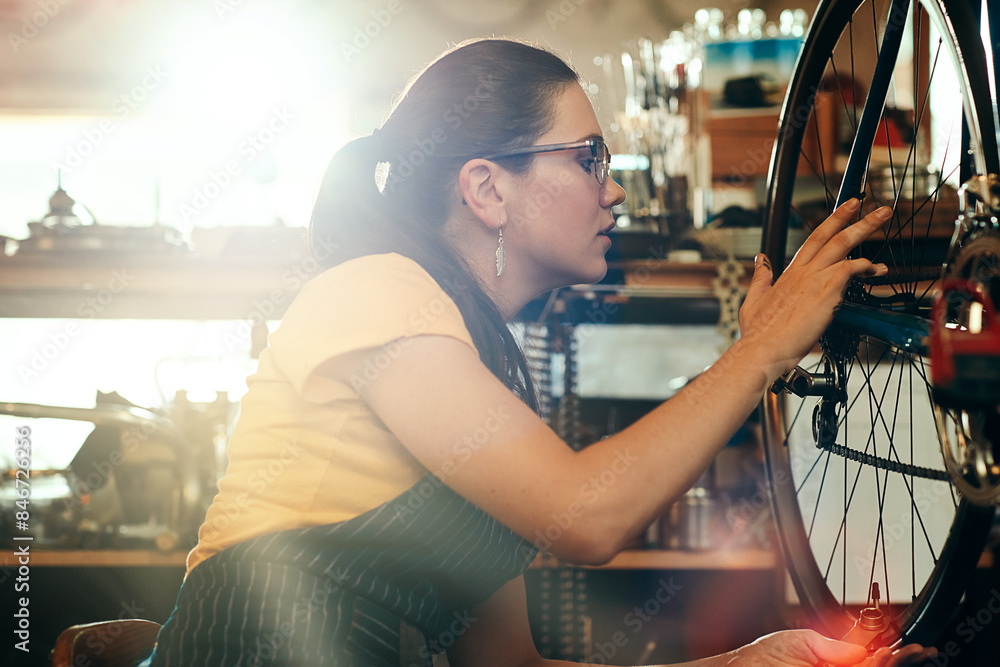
[144,473,539,666]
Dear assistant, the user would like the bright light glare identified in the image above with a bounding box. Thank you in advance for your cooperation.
[928,20,962,188]
[929,4,998,188]
[0,6,356,236]
[985,2,996,102]
[168,15,318,127]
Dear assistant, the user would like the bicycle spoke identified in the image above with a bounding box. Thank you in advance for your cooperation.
[808,450,835,540]
[852,350,941,559]
[863,334,891,606]
[844,417,849,605]
[910,352,916,598]
[799,147,837,204]
[796,441,831,496]
[823,452,870,583]
[910,6,923,283]
[849,18,859,132]
[877,160,957,252]
[908,13,938,289]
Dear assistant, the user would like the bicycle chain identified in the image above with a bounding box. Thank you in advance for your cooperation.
[816,440,951,481]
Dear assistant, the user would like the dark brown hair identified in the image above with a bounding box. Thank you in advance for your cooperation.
[309,38,581,409]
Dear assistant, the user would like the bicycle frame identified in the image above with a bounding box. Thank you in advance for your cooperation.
[835,0,911,208]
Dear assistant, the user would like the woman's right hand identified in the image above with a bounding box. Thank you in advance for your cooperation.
[737,199,892,382]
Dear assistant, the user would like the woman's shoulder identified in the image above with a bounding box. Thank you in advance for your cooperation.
[268,252,476,384]
[286,252,465,334]
[307,252,437,291]
[288,253,433,306]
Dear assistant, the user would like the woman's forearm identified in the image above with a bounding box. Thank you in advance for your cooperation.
[555,335,775,561]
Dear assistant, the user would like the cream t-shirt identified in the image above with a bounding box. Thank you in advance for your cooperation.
[187,253,476,572]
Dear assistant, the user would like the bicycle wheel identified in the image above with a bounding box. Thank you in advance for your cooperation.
[761,0,998,646]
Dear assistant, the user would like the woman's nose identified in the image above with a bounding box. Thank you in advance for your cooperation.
[602,176,627,208]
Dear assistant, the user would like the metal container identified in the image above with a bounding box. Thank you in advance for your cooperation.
[663,486,716,551]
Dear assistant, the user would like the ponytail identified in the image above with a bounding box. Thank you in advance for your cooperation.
[307,133,388,265]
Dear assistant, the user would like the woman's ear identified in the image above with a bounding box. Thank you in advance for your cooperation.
[458,159,506,231]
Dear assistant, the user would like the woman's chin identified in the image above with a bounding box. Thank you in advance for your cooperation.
[573,259,608,286]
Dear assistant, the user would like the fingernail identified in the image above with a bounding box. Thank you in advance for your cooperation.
[754,253,771,271]
[875,206,893,220]
[845,198,861,211]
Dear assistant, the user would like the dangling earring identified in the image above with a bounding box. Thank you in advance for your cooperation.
[495,224,506,277]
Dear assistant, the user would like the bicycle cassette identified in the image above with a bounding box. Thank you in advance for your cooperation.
[930,279,1000,407]
[930,279,1000,504]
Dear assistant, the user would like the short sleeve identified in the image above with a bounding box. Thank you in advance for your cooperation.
[267,253,477,401]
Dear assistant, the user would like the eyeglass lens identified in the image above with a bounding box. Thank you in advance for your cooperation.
[595,142,609,185]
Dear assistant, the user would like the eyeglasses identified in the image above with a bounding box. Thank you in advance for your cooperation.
[481,139,610,185]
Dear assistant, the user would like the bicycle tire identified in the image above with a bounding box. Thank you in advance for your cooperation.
[761,0,997,646]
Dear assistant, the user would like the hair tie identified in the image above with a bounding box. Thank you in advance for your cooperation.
[369,128,391,195]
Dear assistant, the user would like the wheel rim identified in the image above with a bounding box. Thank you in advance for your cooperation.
[761,0,997,645]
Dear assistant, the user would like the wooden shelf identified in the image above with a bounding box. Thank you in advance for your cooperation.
[0,252,311,320]
[530,548,776,571]
[0,253,753,320]
[608,259,753,297]
[1,548,187,567]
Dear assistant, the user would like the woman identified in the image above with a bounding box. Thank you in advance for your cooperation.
[147,38,935,666]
